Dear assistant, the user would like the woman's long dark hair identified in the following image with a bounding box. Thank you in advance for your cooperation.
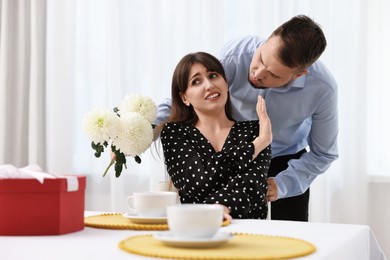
[155,52,234,136]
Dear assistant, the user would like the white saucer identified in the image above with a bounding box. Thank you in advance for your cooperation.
[122,213,167,224]
[153,231,233,248]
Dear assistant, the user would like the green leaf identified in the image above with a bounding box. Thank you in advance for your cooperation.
[114,163,123,178]
[109,147,127,178]
[91,141,104,158]
[134,155,141,164]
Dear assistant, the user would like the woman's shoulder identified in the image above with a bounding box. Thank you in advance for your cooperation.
[163,122,180,128]
[232,121,260,134]
[162,122,181,131]
[161,122,194,134]
[234,120,259,128]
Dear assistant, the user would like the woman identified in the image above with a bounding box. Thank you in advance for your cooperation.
[157,52,272,220]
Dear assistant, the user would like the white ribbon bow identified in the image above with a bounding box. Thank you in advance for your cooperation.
[0,164,79,192]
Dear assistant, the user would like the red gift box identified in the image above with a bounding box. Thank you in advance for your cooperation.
[0,175,86,235]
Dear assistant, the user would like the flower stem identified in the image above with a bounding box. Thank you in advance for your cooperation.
[103,159,115,177]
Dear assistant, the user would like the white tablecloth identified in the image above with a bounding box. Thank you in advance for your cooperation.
[0,211,386,260]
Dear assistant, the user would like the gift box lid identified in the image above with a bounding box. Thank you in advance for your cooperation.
[0,175,86,193]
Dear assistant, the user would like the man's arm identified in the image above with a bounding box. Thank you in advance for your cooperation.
[275,87,339,199]
[154,98,172,125]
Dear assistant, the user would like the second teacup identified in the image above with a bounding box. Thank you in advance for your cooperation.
[127,191,177,217]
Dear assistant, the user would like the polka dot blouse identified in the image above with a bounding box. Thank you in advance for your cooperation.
[160,120,271,219]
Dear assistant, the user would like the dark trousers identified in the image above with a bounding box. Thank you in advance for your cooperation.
[268,149,309,221]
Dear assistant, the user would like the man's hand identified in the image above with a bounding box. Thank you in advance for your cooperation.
[267,177,278,202]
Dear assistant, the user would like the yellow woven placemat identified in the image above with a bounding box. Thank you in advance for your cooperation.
[85,213,230,231]
[119,232,316,259]
[85,213,168,230]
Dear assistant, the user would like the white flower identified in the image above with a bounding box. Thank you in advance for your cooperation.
[112,112,153,156]
[82,94,157,178]
[118,94,157,123]
[82,109,119,144]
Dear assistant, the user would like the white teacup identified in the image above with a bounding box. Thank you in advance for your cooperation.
[127,191,177,217]
[167,204,223,238]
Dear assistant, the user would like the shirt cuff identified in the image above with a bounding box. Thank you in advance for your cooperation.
[274,175,287,199]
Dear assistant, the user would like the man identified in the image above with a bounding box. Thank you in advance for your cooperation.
[156,15,338,221]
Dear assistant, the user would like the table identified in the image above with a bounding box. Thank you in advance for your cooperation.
[0,212,385,260]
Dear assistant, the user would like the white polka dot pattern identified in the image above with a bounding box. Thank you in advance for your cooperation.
[160,121,271,219]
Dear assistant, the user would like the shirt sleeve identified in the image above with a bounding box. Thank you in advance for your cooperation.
[275,86,339,198]
[154,98,172,125]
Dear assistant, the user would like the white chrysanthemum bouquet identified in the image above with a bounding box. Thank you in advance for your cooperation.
[82,94,157,177]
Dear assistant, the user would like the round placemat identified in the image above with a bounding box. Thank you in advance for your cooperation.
[85,213,230,231]
[119,232,316,259]
[85,213,169,230]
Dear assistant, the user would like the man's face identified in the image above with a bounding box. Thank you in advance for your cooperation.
[248,36,306,89]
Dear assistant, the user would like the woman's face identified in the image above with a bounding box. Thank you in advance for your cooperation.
[181,63,228,115]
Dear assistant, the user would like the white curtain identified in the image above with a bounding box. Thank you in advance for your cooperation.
[1,0,389,255]
[0,0,46,166]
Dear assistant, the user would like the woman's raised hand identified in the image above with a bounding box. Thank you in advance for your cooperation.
[256,95,272,145]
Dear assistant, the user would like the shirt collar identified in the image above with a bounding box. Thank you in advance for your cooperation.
[271,74,306,93]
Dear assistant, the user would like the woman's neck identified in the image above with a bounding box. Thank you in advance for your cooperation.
[195,112,233,131]
[194,113,234,152]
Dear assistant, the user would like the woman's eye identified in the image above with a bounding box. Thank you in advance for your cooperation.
[191,79,200,85]
[209,73,218,79]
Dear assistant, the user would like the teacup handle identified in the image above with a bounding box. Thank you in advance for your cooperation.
[126,195,137,214]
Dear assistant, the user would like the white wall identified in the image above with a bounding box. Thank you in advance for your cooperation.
[368,179,390,257]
